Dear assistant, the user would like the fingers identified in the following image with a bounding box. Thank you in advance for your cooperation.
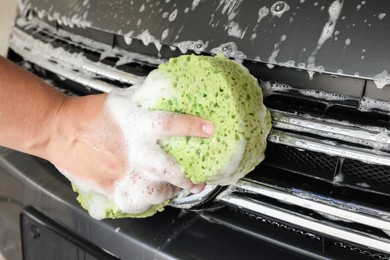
[140,145,205,193]
[144,181,181,204]
[159,113,215,138]
[113,171,181,214]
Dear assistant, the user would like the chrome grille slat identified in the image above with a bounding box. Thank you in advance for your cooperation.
[268,130,390,167]
[272,109,390,151]
[235,179,390,232]
[10,27,139,92]
[217,181,390,254]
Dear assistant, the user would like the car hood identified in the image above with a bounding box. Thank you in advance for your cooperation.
[20,0,390,88]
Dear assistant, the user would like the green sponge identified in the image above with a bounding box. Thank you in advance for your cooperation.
[72,185,169,219]
[154,54,271,185]
[73,54,271,219]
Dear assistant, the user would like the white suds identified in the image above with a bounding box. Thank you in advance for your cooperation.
[138,30,162,52]
[262,81,292,96]
[333,172,344,184]
[86,194,110,220]
[161,28,169,41]
[226,21,246,39]
[210,42,246,62]
[378,13,387,20]
[257,6,270,22]
[210,139,247,185]
[373,70,390,89]
[218,0,243,21]
[359,97,390,113]
[192,0,201,10]
[131,70,176,107]
[124,31,134,45]
[270,1,290,18]
[307,0,343,79]
[169,9,178,21]
[176,40,208,54]
[267,35,287,67]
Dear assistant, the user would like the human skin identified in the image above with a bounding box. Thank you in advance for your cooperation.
[0,56,215,213]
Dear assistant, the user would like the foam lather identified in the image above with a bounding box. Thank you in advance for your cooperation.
[74,54,271,219]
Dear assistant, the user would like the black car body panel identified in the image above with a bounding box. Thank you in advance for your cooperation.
[21,0,390,85]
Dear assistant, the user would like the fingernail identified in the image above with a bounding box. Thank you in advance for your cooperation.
[202,122,215,136]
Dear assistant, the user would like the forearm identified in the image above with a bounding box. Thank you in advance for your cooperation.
[0,56,71,158]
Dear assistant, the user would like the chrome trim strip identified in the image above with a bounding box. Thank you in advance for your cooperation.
[235,179,390,232]
[10,27,144,93]
[271,110,390,151]
[79,59,143,85]
[170,185,220,209]
[217,191,390,254]
[268,130,390,167]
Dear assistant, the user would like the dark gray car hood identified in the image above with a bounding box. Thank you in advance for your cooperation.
[19,0,390,88]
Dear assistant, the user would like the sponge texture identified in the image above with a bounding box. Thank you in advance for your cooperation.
[153,54,271,185]
[72,185,169,219]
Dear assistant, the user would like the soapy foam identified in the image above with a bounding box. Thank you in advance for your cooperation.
[176,40,208,54]
[262,81,292,96]
[218,0,243,21]
[267,34,287,66]
[87,193,111,219]
[103,84,183,214]
[17,17,166,68]
[297,89,348,101]
[359,96,390,113]
[209,139,247,185]
[131,70,176,107]
[36,7,92,29]
[307,0,343,79]
[138,30,162,52]
[169,9,178,22]
[192,0,201,10]
[161,28,169,41]
[226,21,247,39]
[252,6,269,33]
[373,70,390,89]
[270,1,291,18]
[124,31,134,45]
[210,42,247,62]
[258,6,270,22]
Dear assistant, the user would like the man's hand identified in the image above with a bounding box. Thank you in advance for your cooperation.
[48,87,215,214]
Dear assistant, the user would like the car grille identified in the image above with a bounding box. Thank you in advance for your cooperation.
[343,159,390,185]
[9,13,390,258]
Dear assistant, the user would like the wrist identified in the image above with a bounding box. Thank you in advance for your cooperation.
[44,93,127,188]
[44,93,108,162]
